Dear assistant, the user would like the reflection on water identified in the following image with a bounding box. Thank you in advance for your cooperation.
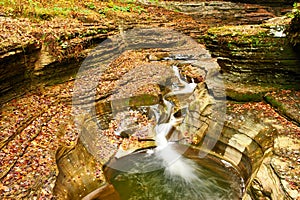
[107,153,243,200]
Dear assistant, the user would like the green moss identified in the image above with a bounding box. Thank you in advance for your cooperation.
[98,1,146,15]
[226,90,264,102]
[0,0,95,20]
[129,94,160,107]
[208,25,268,37]
[264,95,286,112]
[205,24,285,49]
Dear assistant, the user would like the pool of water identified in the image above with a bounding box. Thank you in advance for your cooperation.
[105,149,244,200]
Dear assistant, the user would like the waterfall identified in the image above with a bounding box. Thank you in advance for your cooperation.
[153,66,199,183]
[108,65,242,200]
[112,65,199,182]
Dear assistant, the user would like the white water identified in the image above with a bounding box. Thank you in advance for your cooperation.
[153,66,199,183]
[109,67,243,199]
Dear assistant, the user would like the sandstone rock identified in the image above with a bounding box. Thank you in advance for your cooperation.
[204,18,300,89]
[1,3,299,199]
[225,102,300,200]
[247,149,286,200]
[0,42,41,104]
[0,17,113,104]
[82,183,120,200]
[177,82,215,145]
[265,90,300,124]
[226,82,276,102]
[151,1,277,25]
[230,0,293,6]
[54,141,106,200]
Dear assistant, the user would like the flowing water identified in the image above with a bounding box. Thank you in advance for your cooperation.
[152,66,198,182]
[106,151,243,200]
[105,66,243,199]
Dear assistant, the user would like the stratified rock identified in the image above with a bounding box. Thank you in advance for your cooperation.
[0,41,41,103]
[177,82,216,145]
[225,102,300,199]
[230,0,293,5]
[176,1,276,25]
[286,3,300,48]
[204,17,300,89]
[225,82,276,102]
[265,90,300,124]
[54,141,106,200]
[0,16,113,104]
[249,149,286,200]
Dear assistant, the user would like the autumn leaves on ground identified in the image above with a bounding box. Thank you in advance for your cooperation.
[0,1,197,198]
[0,0,201,60]
[0,1,111,198]
[0,0,144,60]
[0,82,77,198]
[1,0,300,199]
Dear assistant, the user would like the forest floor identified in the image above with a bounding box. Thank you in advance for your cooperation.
[0,1,211,198]
[0,0,207,61]
[0,0,299,199]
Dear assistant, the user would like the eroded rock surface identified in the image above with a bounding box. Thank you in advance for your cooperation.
[1,1,299,199]
[204,17,300,87]
[0,16,115,104]
[226,102,300,199]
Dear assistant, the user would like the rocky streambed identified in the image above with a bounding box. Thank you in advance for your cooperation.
[1,0,300,200]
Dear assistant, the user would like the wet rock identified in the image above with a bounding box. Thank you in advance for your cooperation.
[0,42,41,104]
[225,102,300,199]
[204,17,300,88]
[53,141,106,199]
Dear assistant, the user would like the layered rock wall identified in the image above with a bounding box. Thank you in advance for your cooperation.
[204,21,300,87]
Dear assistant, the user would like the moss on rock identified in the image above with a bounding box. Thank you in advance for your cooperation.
[286,3,300,42]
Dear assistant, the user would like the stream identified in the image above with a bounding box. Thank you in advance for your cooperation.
[152,65,198,181]
[107,151,243,200]
[73,27,245,199]
[1,1,299,199]
[104,66,243,199]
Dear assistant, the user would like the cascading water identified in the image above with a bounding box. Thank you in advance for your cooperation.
[151,66,199,183]
[73,27,244,200]
[106,66,243,200]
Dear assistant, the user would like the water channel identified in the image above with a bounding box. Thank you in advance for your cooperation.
[102,65,244,200]
[73,28,245,199]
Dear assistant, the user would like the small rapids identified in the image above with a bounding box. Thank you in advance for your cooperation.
[108,66,243,199]
[152,66,198,183]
